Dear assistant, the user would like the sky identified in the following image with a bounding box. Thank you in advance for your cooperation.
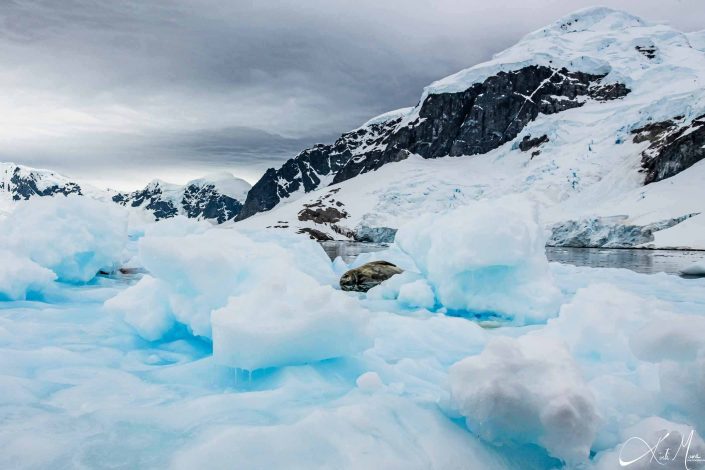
[0,0,703,190]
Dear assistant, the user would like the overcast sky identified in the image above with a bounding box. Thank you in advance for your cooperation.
[0,0,703,190]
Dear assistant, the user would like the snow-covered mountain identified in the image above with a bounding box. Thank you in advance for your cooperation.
[236,108,411,220]
[113,173,251,223]
[0,163,108,217]
[1,163,251,224]
[237,7,705,249]
[1,163,83,201]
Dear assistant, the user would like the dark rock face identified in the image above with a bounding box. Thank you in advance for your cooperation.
[236,117,402,220]
[332,66,627,183]
[636,115,705,184]
[237,65,631,220]
[2,167,83,200]
[635,45,657,60]
[518,134,550,152]
[340,261,403,292]
[181,183,243,223]
[298,206,347,224]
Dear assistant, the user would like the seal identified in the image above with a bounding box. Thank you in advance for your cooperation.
[340,261,403,292]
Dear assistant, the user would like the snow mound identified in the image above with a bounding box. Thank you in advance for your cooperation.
[449,335,599,465]
[115,226,338,340]
[211,272,370,370]
[0,196,128,283]
[0,250,56,300]
[394,196,560,322]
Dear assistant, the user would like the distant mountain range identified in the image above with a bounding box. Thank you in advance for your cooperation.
[0,163,250,223]
[3,8,705,248]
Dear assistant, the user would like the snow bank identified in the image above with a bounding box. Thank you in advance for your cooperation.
[212,272,370,370]
[395,197,560,322]
[449,335,599,465]
[0,196,128,283]
[0,250,56,300]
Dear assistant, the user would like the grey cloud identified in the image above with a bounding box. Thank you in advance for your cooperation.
[0,0,703,189]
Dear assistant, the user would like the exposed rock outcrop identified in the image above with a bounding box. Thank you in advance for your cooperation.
[637,115,705,184]
[332,66,628,184]
[236,115,404,220]
[297,227,333,241]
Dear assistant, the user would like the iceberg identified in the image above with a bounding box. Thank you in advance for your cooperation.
[394,196,561,323]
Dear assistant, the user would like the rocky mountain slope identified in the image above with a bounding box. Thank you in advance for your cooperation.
[113,173,251,223]
[236,7,705,249]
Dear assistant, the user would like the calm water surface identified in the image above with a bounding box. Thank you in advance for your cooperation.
[320,241,705,277]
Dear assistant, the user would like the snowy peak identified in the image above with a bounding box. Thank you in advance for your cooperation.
[114,172,252,223]
[526,7,647,37]
[1,162,83,201]
[186,172,251,202]
[423,8,700,99]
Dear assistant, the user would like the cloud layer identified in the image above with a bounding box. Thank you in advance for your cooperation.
[1,0,703,189]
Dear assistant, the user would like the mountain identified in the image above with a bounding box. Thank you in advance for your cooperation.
[0,163,106,216]
[113,172,251,223]
[236,7,705,249]
[1,163,251,224]
[236,108,411,220]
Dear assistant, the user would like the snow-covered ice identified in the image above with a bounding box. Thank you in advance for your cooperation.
[3,191,705,469]
[211,273,370,370]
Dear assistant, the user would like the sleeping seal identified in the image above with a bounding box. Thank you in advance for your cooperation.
[340,261,403,292]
